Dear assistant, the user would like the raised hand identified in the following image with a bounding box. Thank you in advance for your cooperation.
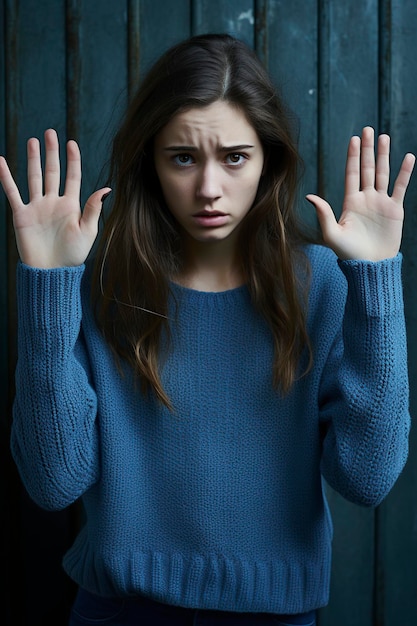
[306,126,415,261]
[0,129,111,268]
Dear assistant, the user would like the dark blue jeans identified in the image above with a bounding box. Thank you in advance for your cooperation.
[69,588,317,625]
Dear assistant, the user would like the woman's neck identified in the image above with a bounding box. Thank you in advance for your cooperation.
[173,239,244,292]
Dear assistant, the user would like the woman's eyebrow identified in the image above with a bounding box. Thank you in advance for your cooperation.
[164,145,197,151]
[218,144,255,152]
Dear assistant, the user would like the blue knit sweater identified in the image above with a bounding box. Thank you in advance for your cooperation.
[11,244,409,614]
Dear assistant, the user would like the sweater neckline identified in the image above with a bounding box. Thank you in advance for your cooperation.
[169,281,248,297]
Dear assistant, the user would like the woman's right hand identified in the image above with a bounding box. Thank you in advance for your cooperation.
[0,128,111,268]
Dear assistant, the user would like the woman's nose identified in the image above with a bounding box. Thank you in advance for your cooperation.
[195,162,222,200]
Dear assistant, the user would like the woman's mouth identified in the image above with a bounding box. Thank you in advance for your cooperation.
[192,211,229,227]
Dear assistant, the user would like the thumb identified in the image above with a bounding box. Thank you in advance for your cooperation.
[306,194,338,241]
[81,187,112,234]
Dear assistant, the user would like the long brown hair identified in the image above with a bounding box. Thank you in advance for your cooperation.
[92,33,314,408]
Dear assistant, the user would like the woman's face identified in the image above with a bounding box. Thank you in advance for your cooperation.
[153,100,264,249]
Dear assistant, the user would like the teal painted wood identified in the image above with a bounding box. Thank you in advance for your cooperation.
[132,0,191,80]
[375,1,417,624]
[67,0,128,206]
[318,0,380,216]
[260,0,319,229]
[10,0,67,197]
[192,0,255,45]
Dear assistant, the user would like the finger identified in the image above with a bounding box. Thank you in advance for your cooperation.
[44,129,61,195]
[391,152,416,204]
[375,134,390,193]
[0,156,25,210]
[344,135,361,195]
[360,126,376,190]
[80,188,111,235]
[63,140,82,198]
[27,137,43,199]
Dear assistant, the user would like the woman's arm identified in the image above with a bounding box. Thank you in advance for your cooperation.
[318,252,410,506]
[0,130,110,509]
[11,263,100,511]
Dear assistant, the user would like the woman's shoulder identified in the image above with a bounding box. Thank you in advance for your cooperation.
[301,243,347,302]
[303,243,342,281]
[303,242,337,267]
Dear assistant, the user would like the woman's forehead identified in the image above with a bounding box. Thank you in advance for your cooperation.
[156,101,259,146]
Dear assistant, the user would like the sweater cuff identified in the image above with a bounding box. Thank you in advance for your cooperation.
[16,262,86,332]
[337,253,404,318]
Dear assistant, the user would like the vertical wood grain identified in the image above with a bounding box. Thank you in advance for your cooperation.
[260,0,319,228]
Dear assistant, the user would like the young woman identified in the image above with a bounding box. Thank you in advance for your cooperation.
[0,34,415,626]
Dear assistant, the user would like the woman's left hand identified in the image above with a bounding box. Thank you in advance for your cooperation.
[306,126,415,261]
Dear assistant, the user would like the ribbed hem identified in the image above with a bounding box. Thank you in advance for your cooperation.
[63,548,330,614]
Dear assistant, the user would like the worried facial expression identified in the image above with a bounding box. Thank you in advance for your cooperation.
[153,100,264,250]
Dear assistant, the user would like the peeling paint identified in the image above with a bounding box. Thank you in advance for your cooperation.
[237,9,254,25]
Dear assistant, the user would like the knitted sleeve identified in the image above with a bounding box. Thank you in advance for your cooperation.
[318,253,410,506]
[11,263,99,511]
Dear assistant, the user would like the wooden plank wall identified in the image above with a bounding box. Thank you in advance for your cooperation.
[1,1,417,624]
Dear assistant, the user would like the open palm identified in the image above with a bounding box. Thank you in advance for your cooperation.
[0,129,110,268]
[307,127,415,261]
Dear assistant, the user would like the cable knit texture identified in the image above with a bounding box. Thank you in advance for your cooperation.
[11,244,409,614]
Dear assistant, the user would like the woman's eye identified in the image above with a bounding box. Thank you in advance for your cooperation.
[226,153,246,165]
[173,154,194,166]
